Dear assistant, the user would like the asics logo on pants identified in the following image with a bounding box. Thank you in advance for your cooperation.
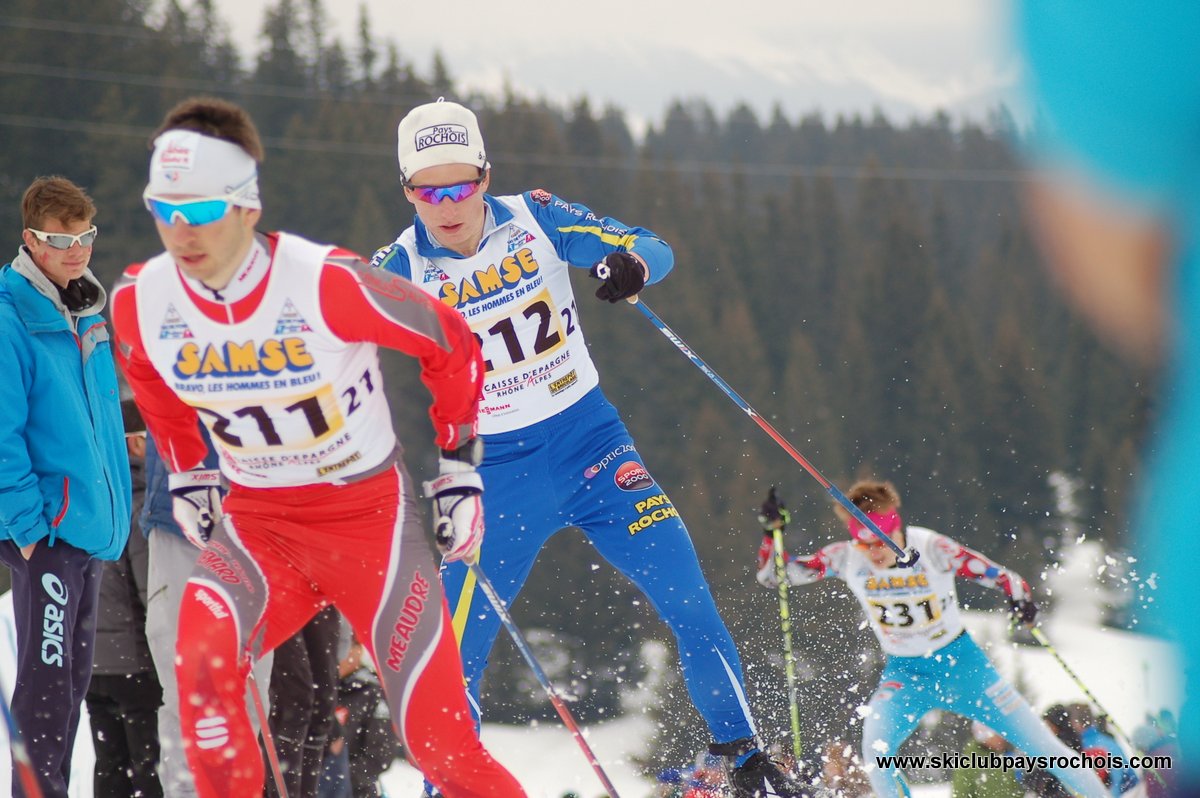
[194,716,230,749]
[41,573,69,667]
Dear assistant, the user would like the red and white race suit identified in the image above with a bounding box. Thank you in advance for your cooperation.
[764,526,1031,657]
[112,232,523,798]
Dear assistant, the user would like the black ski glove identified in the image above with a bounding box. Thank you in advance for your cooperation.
[1009,597,1039,626]
[589,252,646,303]
[757,486,790,533]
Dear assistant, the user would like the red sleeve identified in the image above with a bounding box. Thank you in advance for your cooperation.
[317,252,483,450]
[111,264,210,472]
[757,537,834,582]
[932,533,1032,601]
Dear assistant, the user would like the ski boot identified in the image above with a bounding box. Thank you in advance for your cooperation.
[711,737,813,798]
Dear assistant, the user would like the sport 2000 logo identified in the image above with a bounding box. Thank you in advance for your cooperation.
[614,461,654,492]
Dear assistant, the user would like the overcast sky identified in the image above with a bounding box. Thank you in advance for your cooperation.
[209,0,1020,131]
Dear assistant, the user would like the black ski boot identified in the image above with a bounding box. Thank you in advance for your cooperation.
[711,737,813,798]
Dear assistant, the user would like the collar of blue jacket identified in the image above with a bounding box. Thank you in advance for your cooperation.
[5,245,107,332]
[412,194,513,259]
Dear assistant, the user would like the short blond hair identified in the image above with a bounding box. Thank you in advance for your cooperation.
[21,176,95,230]
[833,479,901,523]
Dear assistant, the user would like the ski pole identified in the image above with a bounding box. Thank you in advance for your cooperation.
[1027,626,1166,787]
[758,487,803,761]
[248,669,290,798]
[633,299,918,566]
[0,673,44,798]
[771,527,803,761]
[466,560,623,798]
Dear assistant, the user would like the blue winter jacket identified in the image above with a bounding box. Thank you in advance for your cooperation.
[140,427,217,540]
[0,248,131,559]
[1080,726,1139,795]
[140,437,179,539]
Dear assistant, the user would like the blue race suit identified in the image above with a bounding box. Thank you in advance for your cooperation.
[374,192,758,747]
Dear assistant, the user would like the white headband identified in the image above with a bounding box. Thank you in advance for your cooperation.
[146,129,262,208]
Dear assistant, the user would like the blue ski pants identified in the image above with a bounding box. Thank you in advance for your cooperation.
[440,387,757,744]
[862,632,1108,798]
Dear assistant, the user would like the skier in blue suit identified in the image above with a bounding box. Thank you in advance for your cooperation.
[373,98,805,798]
[755,481,1107,798]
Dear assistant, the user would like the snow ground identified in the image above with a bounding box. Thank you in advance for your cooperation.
[0,590,1181,798]
[380,714,659,798]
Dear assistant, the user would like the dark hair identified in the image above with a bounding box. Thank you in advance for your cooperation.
[152,96,265,162]
[120,399,146,435]
[1043,703,1071,732]
[21,176,96,230]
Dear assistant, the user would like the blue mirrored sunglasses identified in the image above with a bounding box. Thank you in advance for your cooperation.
[143,195,236,226]
[403,176,485,204]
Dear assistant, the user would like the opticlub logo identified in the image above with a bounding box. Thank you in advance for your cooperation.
[614,461,654,492]
[414,123,468,151]
[438,247,541,308]
[173,337,315,379]
[584,443,636,479]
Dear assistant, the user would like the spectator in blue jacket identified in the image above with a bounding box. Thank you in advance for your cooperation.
[0,175,131,798]
[1068,704,1139,796]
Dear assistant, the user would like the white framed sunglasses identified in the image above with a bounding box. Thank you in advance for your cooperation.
[142,176,259,227]
[27,226,98,250]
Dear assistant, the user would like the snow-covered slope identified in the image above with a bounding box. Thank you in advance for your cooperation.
[0,591,1180,798]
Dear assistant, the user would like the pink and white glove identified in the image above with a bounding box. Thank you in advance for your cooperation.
[422,438,485,563]
[168,469,223,548]
[756,536,805,588]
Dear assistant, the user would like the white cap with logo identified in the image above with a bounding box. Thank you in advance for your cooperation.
[396,98,488,182]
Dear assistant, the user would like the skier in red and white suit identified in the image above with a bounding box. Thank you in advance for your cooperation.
[110,97,525,798]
